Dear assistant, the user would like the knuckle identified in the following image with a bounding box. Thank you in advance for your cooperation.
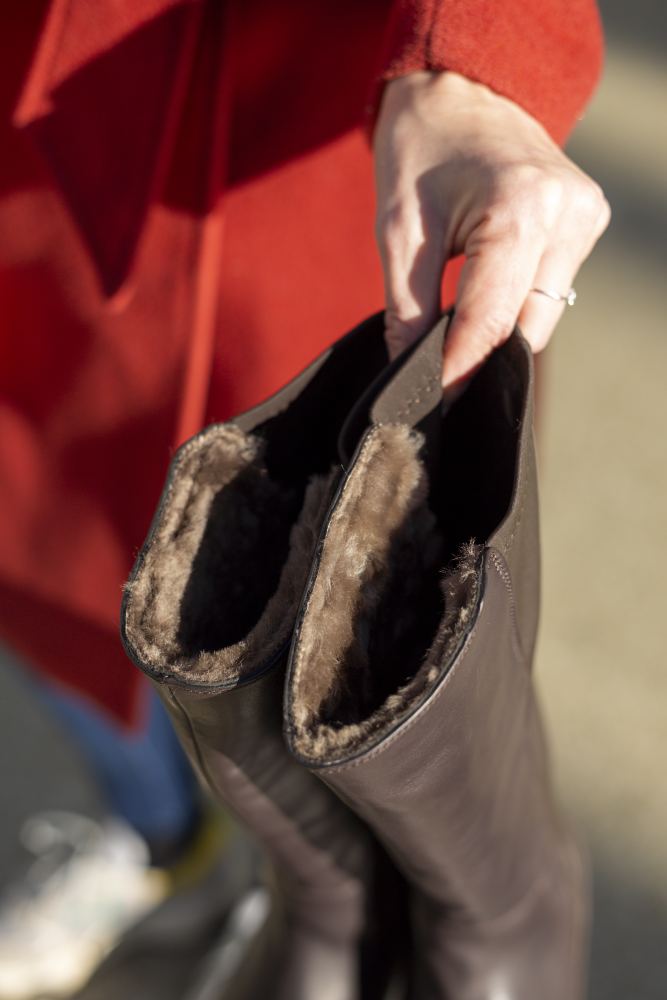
[514,165,564,213]
[483,201,531,244]
[456,307,515,350]
[597,191,612,230]
[384,313,420,357]
[482,312,516,347]
[481,165,610,244]
[486,170,564,239]
[532,174,567,218]
[374,205,401,248]
[375,202,414,249]
[384,307,411,331]
[517,163,565,206]
[575,178,609,225]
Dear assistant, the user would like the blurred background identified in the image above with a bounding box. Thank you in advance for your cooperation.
[537,1,667,995]
[0,0,665,997]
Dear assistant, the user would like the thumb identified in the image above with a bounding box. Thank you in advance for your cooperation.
[377,204,448,360]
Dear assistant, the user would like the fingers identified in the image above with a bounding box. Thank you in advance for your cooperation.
[517,252,576,352]
[445,181,611,384]
[373,70,612,376]
[518,195,611,352]
[442,219,546,388]
[377,202,449,361]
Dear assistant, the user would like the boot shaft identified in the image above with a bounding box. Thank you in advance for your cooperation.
[120,315,399,997]
[285,318,587,998]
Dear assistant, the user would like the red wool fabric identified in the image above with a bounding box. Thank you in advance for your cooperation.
[382,0,604,143]
[0,0,603,726]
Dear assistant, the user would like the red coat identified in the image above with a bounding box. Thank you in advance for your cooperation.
[0,0,603,725]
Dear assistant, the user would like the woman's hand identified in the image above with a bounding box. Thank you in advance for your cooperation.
[374,71,610,387]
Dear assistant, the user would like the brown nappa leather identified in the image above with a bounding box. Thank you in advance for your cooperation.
[285,314,589,1000]
[121,314,403,1000]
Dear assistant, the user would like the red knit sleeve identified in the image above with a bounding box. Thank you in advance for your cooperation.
[378,0,604,143]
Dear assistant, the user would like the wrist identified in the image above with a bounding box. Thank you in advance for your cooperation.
[379,69,554,148]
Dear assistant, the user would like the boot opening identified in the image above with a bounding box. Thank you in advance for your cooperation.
[289,343,525,760]
[122,317,391,688]
[123,423,337,687]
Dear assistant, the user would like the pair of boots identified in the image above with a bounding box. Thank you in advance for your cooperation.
[121,312,588,1000]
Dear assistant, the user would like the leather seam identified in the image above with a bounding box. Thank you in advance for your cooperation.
[487,548,527,664]
[323,550,529,774]
[166,685,222,798]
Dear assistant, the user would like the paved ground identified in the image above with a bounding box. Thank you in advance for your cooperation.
[1,4,665,998]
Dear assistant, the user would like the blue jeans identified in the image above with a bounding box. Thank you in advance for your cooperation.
[39,680,199,848]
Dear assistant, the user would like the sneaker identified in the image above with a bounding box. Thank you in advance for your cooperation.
[0,811,169,999]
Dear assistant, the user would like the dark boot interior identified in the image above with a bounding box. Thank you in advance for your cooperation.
[289,338,528,758]
[122,318,388,686]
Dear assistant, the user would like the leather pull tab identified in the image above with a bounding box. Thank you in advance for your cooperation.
[370,312,450,429]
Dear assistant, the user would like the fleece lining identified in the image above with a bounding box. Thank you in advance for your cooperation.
[123,423,337,686]
[288,424,482,761]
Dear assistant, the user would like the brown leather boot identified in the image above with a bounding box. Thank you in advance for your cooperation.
[121,316,400,1000]
[285,315,589,1000]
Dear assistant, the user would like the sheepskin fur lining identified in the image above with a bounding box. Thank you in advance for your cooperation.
[123,424,337,686]
[289,424,483,761]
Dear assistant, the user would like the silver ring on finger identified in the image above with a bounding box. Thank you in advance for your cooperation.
[530,286,577,306]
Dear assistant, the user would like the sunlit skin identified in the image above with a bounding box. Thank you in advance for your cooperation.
[374,71,611,388]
